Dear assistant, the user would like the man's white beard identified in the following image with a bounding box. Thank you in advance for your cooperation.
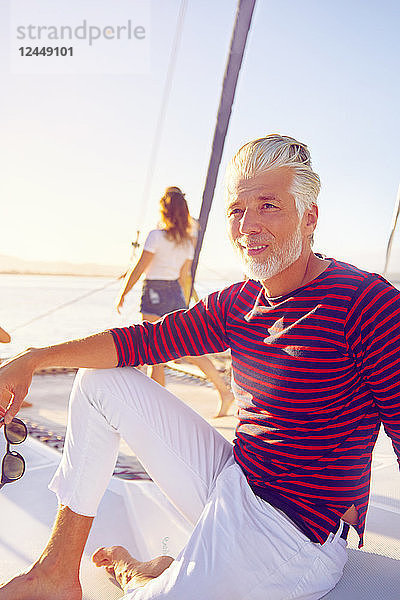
[235,227,303,282]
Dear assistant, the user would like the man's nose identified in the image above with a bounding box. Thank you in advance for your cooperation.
[239,208,261,235]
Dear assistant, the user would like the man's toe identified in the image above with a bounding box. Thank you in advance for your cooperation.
[92,547,109,566]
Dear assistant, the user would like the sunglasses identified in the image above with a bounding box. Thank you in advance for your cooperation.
[0,417,27,491]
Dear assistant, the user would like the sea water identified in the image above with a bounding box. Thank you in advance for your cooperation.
[0,274,232,359]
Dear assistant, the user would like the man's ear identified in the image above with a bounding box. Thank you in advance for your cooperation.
[305,204,318,232]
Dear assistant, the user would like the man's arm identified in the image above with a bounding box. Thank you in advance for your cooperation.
[111,285,236,368]
[115,250,154,313]
[0,331,117,425]
[345,275,400,464]
[1,282,241,426]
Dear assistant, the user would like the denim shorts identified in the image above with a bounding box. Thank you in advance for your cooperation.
[140,279,187,317]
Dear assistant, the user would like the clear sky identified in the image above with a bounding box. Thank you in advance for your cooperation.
[1,0,399,282]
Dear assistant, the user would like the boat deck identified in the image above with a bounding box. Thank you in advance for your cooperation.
[1,369,399,598]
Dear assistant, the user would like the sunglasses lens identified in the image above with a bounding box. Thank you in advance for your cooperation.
[5,420,27,444]
[3,453,24,480]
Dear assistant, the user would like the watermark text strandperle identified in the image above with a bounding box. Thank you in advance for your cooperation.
[16,20,146,46]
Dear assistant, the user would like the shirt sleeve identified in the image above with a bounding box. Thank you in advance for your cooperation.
[143,230,160,254]
[345,274,400,465]
[110,283,241,367]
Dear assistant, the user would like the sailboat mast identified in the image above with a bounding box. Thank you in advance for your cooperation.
[383,184,400,277]
[190,0,257,294]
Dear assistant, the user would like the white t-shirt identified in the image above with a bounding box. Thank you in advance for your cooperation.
[143,229,194,280]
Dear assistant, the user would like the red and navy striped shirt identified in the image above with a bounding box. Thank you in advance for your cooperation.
[110,259,400,547]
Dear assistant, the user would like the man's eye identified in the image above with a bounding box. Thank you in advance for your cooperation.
[228,208,243,216]
[262,203,277,210]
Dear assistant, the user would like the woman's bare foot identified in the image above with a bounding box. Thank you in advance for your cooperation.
[92,546,173,590]
[0,562,82,600]
[214,390,235,418]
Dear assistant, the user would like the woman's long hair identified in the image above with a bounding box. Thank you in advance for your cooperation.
[159,186,194,244]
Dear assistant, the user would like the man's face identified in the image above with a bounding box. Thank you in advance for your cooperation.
[226,167,314,283]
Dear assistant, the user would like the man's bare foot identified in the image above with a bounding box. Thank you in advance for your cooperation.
[92,546,173,590]
[214,390,235,418]
[0,563,82,600]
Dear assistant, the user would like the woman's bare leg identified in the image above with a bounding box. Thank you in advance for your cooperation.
[147,363,165,386]
[142,313,234,412]
[0,506,93,600]
[186,355,234,417]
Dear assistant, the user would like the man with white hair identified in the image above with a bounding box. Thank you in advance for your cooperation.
[1,134,400,599]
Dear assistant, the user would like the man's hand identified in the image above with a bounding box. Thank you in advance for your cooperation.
[0,350,36,425]
[0,332,119,426]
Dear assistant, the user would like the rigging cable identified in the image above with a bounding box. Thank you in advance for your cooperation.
[10,277,121,334]
[10,232,144,333]
[137,0,188,231]
[7,2,188,336]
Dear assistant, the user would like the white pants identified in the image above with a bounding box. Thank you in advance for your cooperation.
[49,367,348,600]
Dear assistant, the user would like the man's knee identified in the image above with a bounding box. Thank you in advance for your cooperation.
[72,367,147,415]
[69,368,132,429]
[74,366,140,395]
[74,367,109,391]
[71,368,121,411]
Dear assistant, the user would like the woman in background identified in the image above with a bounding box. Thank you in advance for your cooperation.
[115,186,234,417]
